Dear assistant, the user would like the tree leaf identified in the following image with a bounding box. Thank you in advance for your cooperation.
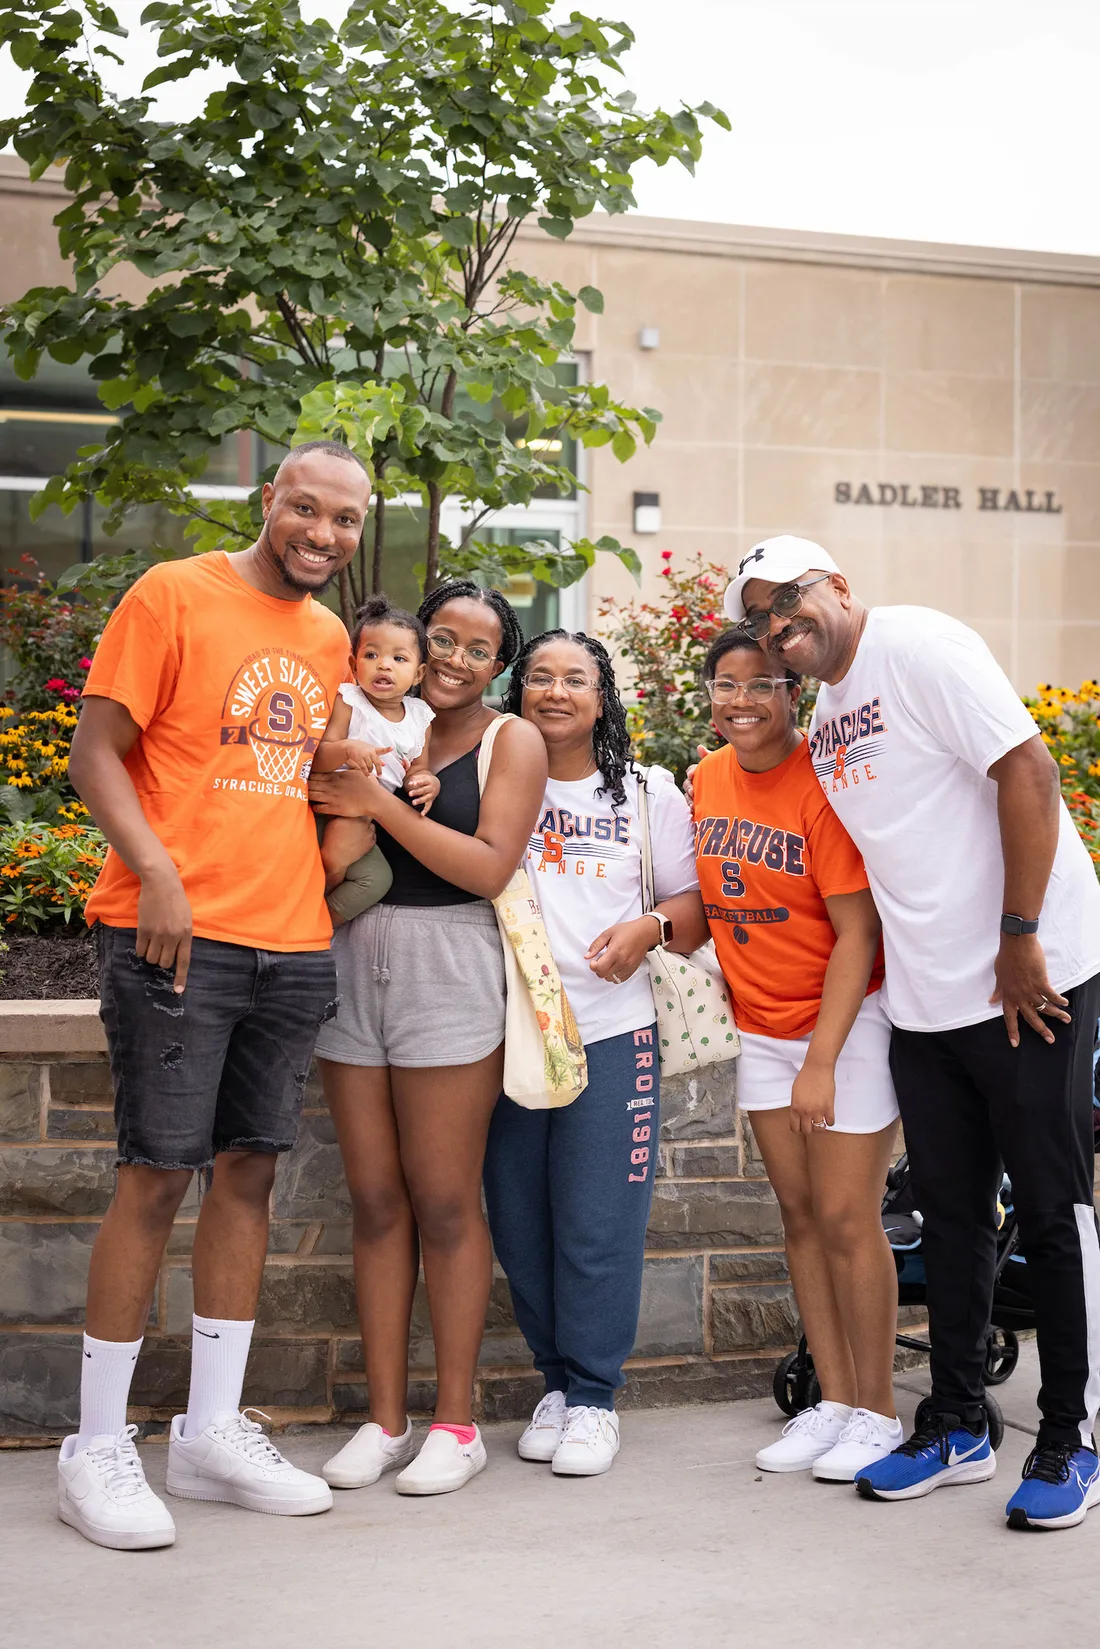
[577,285,604,314]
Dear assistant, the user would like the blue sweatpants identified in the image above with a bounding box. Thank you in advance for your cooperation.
[483,1023,660,1411]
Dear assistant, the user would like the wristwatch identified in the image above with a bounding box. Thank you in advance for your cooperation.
[1000,913,1040,936]
[645,910,671,948]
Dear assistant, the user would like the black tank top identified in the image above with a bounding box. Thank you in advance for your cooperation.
[379,746,482,906]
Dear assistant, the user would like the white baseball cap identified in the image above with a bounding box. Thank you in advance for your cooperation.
[723,535,840,624]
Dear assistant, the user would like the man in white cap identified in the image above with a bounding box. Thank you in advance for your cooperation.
[724,535,1100,1531]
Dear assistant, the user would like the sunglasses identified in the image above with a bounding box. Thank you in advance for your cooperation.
[738,574,832,641]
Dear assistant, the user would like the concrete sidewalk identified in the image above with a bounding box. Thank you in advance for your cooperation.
[2,1339,1090,1649]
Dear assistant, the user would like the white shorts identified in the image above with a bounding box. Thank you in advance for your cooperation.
[736,989,899,1135]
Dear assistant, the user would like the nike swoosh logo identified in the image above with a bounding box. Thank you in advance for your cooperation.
[947,1439,986,1465]
[194,1329,221,1339]
[84,1350,91,1358]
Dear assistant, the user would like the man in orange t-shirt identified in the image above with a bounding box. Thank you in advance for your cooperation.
[56,443,370,1553]
[691,626,901,1485]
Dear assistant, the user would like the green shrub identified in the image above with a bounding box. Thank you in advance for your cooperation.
[0,820,106,932]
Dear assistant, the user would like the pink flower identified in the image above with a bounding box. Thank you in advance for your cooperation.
[79,657,92,670]
[660,550,673,561]
[44,677,68,692]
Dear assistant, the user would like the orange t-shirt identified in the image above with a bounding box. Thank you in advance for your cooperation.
[83,551,350,951]
[692,740,884,1039]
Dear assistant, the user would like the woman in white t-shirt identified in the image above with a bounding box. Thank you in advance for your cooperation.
[483,631,708,1477]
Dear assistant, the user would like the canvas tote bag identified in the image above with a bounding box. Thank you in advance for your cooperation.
[637,767,740,1076]
[476,716,587,1109]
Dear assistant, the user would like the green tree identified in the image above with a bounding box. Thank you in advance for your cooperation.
[0,0,727,623]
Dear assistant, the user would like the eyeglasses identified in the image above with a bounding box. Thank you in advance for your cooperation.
[522,672,601,695]
[426,632,496,670]
[705,675,793,704]
[738,574,832,640]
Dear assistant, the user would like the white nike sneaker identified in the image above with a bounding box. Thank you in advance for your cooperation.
[551,1406,620,1477]
[57,1425,176,1551]
[322,1418,417,1488]
[755,1401,853,1473]
[395,1426,487,1495]
[518,1391,568,1463]
[813,1408,905,1481]
[166,1410,333,1516]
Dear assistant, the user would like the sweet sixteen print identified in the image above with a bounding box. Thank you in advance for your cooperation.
[213,648,333,801]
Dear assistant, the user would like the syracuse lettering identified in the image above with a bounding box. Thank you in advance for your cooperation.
[807,698,886,764]
[693,816,806,875]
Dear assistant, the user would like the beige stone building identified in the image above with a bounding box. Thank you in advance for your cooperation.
[515,214,1100,692]
[4,156,1100,689]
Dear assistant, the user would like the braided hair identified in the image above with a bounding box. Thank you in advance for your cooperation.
[503,629,635,809]
[416,580,524,666]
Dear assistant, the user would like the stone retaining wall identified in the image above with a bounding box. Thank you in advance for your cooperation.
[0,1003,799,1442]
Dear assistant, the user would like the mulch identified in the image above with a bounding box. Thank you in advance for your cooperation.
[0,926,99,1000]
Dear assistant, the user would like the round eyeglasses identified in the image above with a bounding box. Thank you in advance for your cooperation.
[705,675,793,704]
[522,672,600,695]
[738,573,832,640]
[426,632,496,670]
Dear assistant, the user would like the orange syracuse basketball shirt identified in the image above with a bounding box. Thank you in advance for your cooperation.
[83,551,350,951]
[692,739,884,1039]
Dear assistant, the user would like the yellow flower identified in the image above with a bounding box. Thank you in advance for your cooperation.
[1059,754,1077,766]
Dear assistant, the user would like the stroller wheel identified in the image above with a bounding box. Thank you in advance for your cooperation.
[773,1344,822,1417]
[982,1328,1019,1387]
[913,1392,1005,1452]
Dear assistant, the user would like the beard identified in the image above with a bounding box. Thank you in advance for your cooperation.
[261,521,344,594]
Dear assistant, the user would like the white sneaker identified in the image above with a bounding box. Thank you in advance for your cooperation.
[755,1401,853,1473]
[58,1425,176,1551]
[518,1391,568,1463]
[166,1410,333,1516]
[395,1425,487,1496]
[812,1407,905,1481]
[551,1406,620,1477]
[322,1418,417,1488]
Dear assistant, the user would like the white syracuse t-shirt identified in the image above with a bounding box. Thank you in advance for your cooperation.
[338,683,434,793]
[808,605,1100,1033]
[525,765,699,1045]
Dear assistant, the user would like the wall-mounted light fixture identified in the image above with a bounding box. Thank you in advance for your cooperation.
[638,326,660,351]
[633,492,661,534]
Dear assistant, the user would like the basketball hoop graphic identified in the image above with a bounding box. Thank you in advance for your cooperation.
[248,717,309,784]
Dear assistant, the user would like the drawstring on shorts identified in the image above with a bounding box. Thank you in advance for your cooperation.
[371,905,395,986]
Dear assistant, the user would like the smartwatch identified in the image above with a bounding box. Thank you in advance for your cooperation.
[645,910,671,948]
[1000,914,1040,937]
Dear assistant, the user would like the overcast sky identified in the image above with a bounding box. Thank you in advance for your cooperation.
[2,0,1097,255]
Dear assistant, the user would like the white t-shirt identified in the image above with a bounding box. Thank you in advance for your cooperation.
[809,605,1100,1033]
[337,683,434,793]
[525,765,699,1046]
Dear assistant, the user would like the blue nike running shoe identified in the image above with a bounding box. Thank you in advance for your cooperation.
[856,1411,995,1500]
[1006,1442,1100,1530]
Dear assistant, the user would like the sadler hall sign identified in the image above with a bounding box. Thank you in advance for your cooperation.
[835,482,1062,514]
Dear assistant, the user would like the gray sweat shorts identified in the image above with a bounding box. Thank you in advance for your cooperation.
[314,900,506,1069]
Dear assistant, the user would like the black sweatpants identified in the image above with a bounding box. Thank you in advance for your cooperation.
[890,972,1100,1449]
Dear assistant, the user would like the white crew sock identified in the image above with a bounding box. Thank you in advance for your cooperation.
[76,1332,143,1449]
[182,1314,255,1439]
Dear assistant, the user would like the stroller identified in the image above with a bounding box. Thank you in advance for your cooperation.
[772,1041,1100,1447]
[772,1152,1027,1450]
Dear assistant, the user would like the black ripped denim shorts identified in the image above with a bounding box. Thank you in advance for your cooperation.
[96,925,339,1171]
